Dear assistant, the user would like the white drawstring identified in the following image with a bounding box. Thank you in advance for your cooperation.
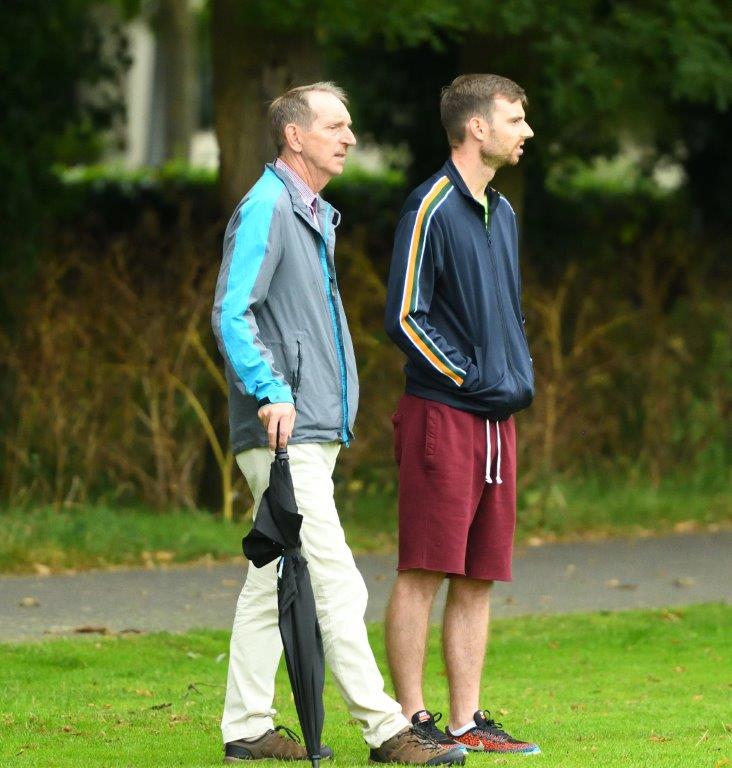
[495,421,502,484]
[485,420,492,484]
[485,420,503,485]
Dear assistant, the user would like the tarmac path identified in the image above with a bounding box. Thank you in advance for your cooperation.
[1,531,729,642]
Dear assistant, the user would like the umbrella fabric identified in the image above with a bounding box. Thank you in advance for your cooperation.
[241,449,325,768]
[278,550,325,768]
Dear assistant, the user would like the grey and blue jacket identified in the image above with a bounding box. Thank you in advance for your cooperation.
[385,159,534,421]
[212,163,358,453]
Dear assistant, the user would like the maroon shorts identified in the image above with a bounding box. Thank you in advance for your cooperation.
[392,393,517,581]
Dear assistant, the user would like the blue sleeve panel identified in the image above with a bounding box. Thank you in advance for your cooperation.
[218,172,294,406]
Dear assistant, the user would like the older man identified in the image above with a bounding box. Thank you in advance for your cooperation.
[212,83,464,765]
[384,74,540,755]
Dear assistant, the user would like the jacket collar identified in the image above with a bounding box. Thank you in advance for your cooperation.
[265,162,342,233]
[442,158,501,214]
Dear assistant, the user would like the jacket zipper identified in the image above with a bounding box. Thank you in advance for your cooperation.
[318,204,350,446]
[485,213,522,395]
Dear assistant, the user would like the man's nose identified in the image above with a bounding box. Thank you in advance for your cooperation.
[344,128,357,146]
[524,122,534,139]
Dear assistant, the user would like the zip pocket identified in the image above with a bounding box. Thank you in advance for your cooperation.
[292,340,303,395]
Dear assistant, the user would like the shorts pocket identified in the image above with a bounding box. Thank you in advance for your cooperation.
[391,412,402,465]
[425,406,438,463]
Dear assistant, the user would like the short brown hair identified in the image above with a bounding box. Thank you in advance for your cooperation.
[268,81,349,154]
[440,74,527,146]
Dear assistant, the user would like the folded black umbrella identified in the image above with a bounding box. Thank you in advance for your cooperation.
[242,447,325,768]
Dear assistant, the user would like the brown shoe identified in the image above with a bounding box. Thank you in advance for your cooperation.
[369,726,465,765]
[224,725,333,762]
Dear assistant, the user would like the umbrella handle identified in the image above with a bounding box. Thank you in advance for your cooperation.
[275,424,289,460]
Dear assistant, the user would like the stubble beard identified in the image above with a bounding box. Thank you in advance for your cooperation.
[479,143,511,170]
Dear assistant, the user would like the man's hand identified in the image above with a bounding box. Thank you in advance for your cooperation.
[257,402,296,450]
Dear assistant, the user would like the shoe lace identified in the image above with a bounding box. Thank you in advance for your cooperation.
[407,726,443,751]
[274,725,302,744]
[417,712,449,741]
[476,712,510,740]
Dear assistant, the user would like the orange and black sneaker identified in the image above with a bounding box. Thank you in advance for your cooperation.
[446,710,540,755]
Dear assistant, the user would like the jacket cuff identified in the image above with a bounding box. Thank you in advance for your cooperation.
[256,382,294,408]
[460,362,481,392]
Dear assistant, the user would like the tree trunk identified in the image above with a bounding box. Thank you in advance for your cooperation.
[211,0,321,212]
[157,0,197,161]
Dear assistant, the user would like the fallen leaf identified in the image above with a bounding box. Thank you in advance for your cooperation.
[673,520,698,533]
[605,579,638,590]
[672,577,696,588]
[215,653,227,663]
[186,651,201,659]
[135,689,153,698]
[565,564,577,577]
[504,596,517,605]
[33,563,51,576]
[19,597,40,608]
[674,666,686,673]
[649,733,672,743]
[692,694,703,701]
[221,579,238,588]
[150,702,172,710]
[527,537,543,547]
[660,610,683,622]
[154,550,174,563]
[74,626,110,635]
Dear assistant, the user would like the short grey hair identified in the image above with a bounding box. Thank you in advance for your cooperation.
[268,81,349,154]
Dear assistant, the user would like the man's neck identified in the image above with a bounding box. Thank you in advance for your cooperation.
[450,148,496,201]
[277,152,327,193]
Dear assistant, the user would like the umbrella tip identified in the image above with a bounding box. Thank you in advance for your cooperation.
[310,758,320,768]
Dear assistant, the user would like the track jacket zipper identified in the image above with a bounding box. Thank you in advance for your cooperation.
[318,204,350,446]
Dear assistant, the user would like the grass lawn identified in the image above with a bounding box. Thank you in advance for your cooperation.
[1,604,730,767]
[0,478,730,574]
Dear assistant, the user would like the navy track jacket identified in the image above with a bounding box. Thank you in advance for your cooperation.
[385,159,534,421]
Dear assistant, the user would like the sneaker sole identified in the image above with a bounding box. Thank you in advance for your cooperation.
[453,743,541,755]
[369,754,465,766]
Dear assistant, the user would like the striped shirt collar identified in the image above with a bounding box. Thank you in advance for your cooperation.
[274,157,318,216]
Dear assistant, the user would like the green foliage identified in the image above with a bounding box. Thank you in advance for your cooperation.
[0,0,129,322]
[0,478,729,573]
[0,506,243,573]
[2,172,729,511]
[1,606,729,766]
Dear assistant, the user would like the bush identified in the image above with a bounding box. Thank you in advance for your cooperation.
[1,173,729,514]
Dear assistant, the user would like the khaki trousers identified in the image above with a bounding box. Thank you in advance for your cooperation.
[221,442,408,748]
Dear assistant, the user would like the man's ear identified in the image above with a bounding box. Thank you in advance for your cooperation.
[466,116,485,141]
[283,123,303,153]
